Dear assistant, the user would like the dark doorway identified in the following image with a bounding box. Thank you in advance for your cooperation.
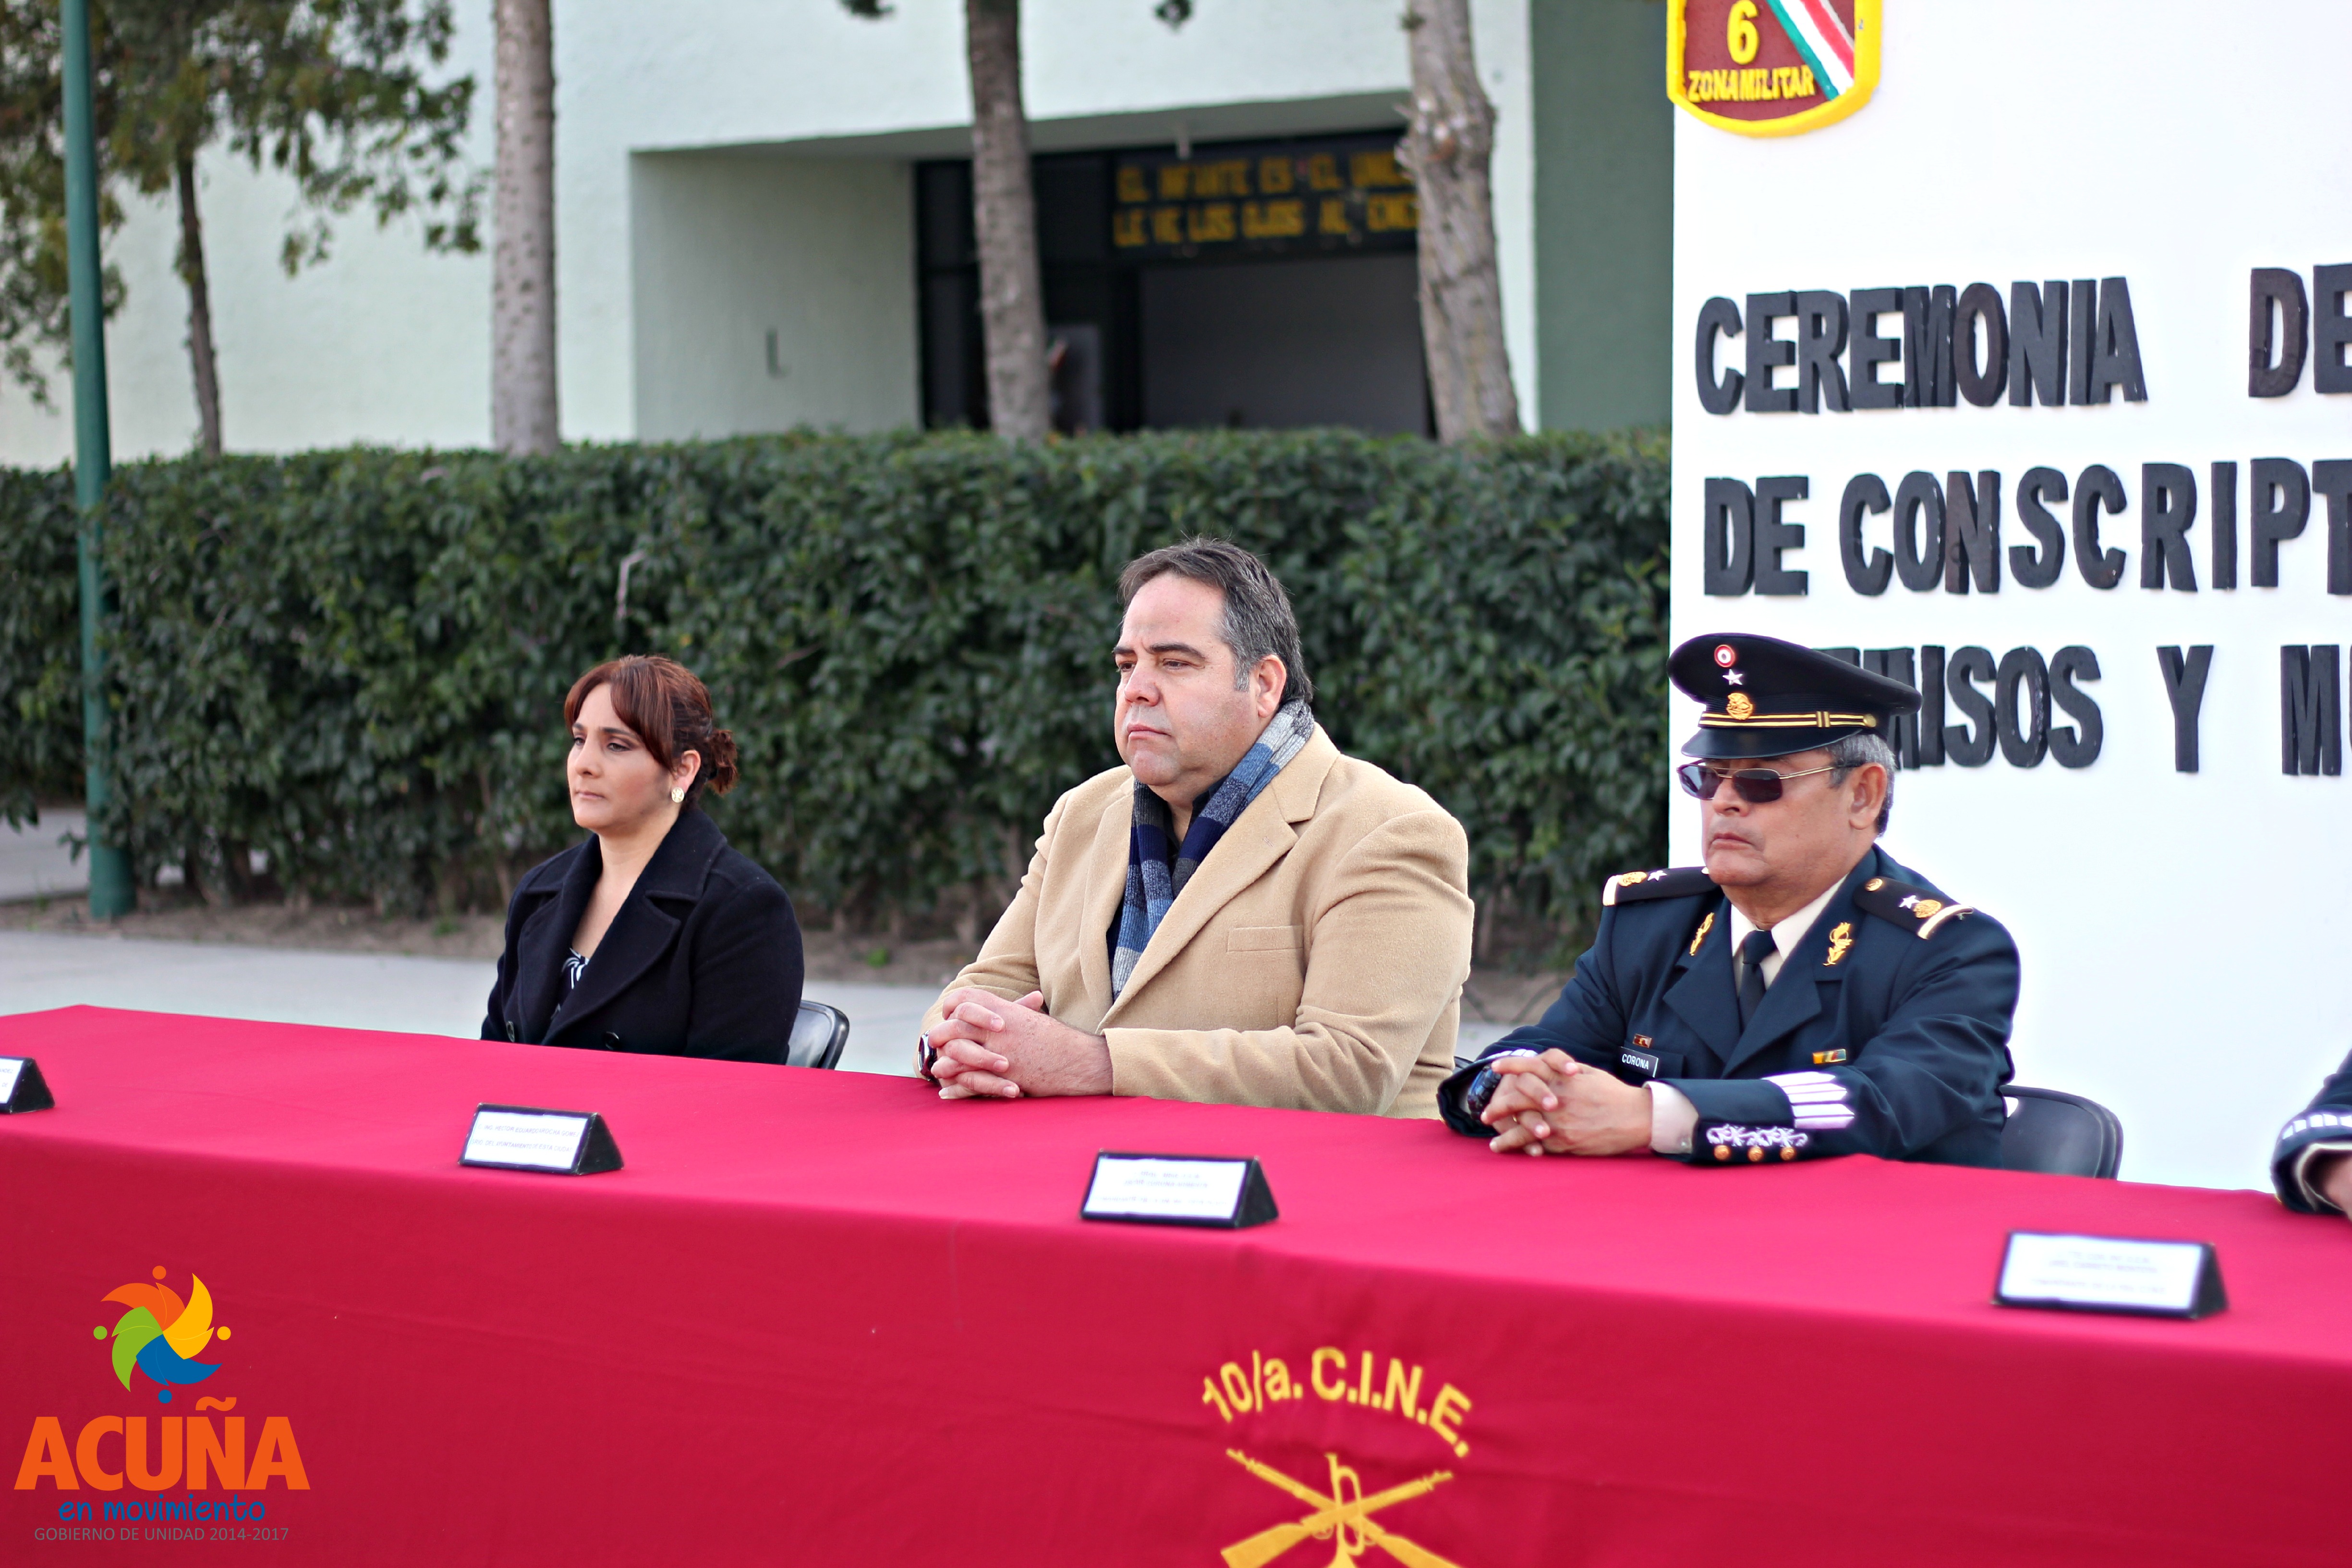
[915,131,1429,436]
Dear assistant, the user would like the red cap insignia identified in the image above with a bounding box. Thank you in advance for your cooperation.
[1713,644,1737,668]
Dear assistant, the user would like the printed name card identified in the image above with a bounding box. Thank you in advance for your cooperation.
[460,1104,623,1175]
[0,1056,54,1114]
[1994,1230,2227,1320]
[1081,1152,1278,1229]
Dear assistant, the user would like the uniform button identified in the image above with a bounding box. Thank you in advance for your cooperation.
[600,1032,622,1052]
[505,1021,519,1042]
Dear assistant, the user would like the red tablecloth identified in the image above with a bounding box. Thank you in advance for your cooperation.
[3,1005,2348,1567]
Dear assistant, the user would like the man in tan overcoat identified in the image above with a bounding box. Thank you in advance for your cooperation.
[918,537,1472,1118]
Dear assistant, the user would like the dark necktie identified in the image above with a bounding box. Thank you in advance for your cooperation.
[1737,929,1777,1025]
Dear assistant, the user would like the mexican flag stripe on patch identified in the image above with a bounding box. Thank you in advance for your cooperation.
[1769,0,1857,98]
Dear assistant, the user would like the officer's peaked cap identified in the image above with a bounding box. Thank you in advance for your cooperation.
[1669,632,1921,760]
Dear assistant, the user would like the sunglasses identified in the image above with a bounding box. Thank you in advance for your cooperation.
[1675,760,1839,804]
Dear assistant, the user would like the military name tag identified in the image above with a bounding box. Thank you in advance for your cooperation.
[1081,1152,1278,1229]
[461,1104,624,1175]
[1994,1231,2227,1320]
[1619,1047,1662,1081]
[0,1056,54,1114]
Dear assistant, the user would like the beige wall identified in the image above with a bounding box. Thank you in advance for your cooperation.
[631,154,918,440]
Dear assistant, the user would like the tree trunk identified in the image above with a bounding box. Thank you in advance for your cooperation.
[1400,0,1521,442]
[173,153,223,459]
[492,0,559,454]
[963,0,1050,442]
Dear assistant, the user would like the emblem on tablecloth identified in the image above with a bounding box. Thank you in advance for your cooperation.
[12,1264,313,1502]
[97,1265,230,1402]
[1199,1346,1478,1566]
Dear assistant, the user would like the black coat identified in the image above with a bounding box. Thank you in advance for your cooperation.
[1440,845,2019,1166]
[2272,1050,2352,1213]
[482,808,804,1063]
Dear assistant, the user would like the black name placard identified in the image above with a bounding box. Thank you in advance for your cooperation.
[1994,1230,2227,1320]
[460,1104,623,1175]
[1080,1151,1277,1229]
[0,1056,54,1114]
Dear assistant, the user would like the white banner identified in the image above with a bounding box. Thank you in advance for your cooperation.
[1670,0,2351,1187]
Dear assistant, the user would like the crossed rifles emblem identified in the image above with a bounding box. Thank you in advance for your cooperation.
[1221,1449,1461,1568]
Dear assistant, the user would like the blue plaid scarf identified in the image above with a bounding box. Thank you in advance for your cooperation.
[1111,700,1314,999]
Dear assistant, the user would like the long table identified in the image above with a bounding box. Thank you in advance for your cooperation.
[3,1005,2348,1566]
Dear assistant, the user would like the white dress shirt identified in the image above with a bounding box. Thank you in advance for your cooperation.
[1647,878,1844,1155]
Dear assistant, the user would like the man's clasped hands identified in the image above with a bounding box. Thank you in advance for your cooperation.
[1476,1049,1655,1156]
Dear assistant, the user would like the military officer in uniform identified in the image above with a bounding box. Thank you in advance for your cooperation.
[1442,633,2019,1167]
[2270,1052,2352,1216]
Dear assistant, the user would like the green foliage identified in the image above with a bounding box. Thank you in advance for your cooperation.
[0,430,1669,943]
[0,0,478,402]
[0,462,83,822]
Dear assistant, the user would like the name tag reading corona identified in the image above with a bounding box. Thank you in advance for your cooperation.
[460,1105,624,1175]
[1994,1231,2227,1320]
[1082,1152,1278,1229]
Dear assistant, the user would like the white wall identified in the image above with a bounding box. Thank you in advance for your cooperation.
[1670,0,2352,1189]
[0,0,1537,461]
[631,153,918,439]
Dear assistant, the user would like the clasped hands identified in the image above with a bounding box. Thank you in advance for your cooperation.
[1480,1048,1653,1156]
[923,987,1114,1100]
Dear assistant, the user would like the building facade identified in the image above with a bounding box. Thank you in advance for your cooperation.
[0,0,1669,463]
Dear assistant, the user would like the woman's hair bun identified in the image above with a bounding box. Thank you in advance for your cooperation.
[701,728,740,797]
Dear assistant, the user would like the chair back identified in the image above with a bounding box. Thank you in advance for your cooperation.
[786,1000,851,1070]
[2001,1085,2123,1179]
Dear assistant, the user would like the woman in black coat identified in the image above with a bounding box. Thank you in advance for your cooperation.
[483,655,803,1062]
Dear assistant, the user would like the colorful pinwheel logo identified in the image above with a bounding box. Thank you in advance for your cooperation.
[97,1266,230,1403]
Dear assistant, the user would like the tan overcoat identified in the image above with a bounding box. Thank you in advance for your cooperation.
[922,726,1473,1118]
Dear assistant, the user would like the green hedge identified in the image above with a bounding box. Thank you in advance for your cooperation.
[0,429,1669,946]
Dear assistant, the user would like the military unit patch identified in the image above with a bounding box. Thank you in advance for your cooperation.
[1823,920,1853,966]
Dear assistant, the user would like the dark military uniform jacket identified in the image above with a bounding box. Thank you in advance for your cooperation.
[2271,1049,2352,1213]
[1441,845,2019,1166]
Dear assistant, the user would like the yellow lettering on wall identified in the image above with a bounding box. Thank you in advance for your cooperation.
[1189,203,1236,243]
[1116,166,1149,204]
[1317,198,1352,237]
[1157,164,1190,200]
[1112,208,1148,248]
[1257,157,1294,194]
[1306,154,1343,192]
[1241,199,1305,240]
[1366,194,1418,233]
[1349,149,1410,189]
[1152,207,1185,245]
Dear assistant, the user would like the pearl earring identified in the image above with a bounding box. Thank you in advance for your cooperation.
[671,787,685,803]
